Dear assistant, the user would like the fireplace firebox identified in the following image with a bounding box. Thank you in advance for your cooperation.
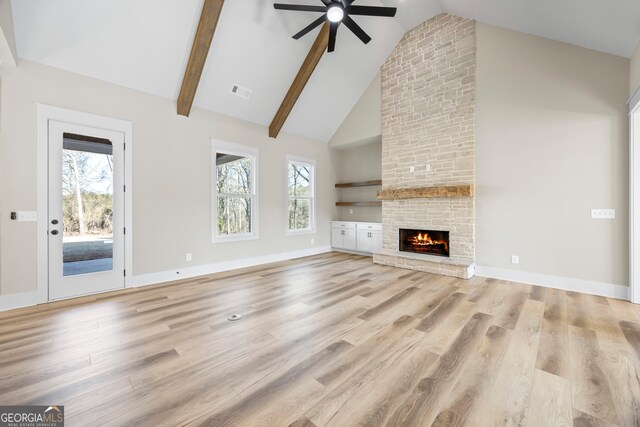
[399,229,450,257]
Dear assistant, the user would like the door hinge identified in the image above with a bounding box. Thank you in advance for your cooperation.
[124,270,126,277]
[123,143,126,150]
[123,185,126,192]
[123,227,126,235]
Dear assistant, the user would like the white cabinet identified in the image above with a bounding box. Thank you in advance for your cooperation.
[331,222,357,250]
[332,221,381,254]
[358,229,382,253]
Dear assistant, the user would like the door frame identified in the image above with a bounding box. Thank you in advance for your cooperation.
[37,104,133,301]
[630,88,640,304]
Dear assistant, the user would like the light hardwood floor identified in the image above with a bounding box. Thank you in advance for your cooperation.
[1,252,639,426]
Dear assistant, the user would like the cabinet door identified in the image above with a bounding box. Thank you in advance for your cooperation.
[370,230,382,253]
[357,229,371,253]
[332,228,344,248]
[344,229,357,250]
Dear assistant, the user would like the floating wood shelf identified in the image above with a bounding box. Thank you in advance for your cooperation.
[336,201,383,207]
[377,185,474,200]
[335,180,383,188]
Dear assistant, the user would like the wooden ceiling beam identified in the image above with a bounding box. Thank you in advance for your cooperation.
[269,22,329,139]
[177,0,225,117]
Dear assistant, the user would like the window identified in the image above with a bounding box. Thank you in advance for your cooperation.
[287,155,315,234]
[212,140,258,242]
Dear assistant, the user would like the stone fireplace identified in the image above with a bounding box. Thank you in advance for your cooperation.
[372,13,476,279]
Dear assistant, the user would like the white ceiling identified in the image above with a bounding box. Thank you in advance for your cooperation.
[10,0,640,143]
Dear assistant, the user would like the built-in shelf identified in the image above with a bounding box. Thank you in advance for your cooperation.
[335,179,383,208]
[336,201,383,207]
[377,185,474,200]
[335,180,383,188]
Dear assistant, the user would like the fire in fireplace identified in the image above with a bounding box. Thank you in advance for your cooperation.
[399,229,450,257]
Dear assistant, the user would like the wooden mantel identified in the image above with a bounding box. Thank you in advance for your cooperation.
[377,185,474,200]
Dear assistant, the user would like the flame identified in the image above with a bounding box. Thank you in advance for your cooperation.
[410,232,448,252]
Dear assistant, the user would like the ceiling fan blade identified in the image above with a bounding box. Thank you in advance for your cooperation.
[274,4,327,12]
[347,5,396,17]
[342,15,371,44]
[293,15,327,40]
[328,21,339,52]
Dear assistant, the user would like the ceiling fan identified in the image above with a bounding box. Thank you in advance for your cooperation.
[274,0,397,52]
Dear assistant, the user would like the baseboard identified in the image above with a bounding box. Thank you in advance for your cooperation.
[475,265,629,300]
[0,290,45,312]
[126,246,333,288]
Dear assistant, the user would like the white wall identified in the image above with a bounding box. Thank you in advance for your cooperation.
[0,60,336,296]
[0,0,17,66]
[332,140,382,223]
[476,23,630,287]
[631,41,640,96]
[329,72,381,148]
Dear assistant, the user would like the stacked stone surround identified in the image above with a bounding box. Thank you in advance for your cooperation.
[373,13,476,279]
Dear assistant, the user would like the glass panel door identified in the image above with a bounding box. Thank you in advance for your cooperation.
[48,121,125,300]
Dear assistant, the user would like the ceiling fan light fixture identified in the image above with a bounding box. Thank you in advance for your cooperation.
[274,1,397,52]
[327,6,344,23]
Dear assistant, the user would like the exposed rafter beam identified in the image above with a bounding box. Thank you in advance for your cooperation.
[177,0,225,117]
[269,22,329,139]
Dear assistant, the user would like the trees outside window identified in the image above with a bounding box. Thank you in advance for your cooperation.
[287,156,315,234]
[212,141,258,242]
[62,147,114,236]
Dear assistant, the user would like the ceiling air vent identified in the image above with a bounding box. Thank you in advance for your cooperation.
[231,84,252,99]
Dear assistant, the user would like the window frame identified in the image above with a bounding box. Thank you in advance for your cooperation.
[286,154,316,236]
[212,139,259,243]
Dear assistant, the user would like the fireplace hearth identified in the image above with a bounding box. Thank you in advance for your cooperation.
[399,229,450,257]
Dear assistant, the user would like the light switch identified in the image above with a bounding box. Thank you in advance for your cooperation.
[591,209,615,219]
[16,211,37,222]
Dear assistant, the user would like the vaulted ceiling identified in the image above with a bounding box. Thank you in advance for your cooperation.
[10,0,640,142]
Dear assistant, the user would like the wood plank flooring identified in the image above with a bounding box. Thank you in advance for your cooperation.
[1,252,639,426]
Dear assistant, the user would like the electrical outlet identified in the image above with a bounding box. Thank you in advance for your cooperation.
[591,209,615,219]
[349,209,353,215]
[427,164,432,172]
[511,255,519,265]
[409,166,415,173]
[186,253,192,262]
[310,238,315,244]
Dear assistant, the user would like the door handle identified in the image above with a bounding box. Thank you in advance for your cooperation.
[51,219,59,225]
[50,230,59,235]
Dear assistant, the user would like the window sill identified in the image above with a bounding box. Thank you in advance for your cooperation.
[286,229,316,237]
[212,234,259,244]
